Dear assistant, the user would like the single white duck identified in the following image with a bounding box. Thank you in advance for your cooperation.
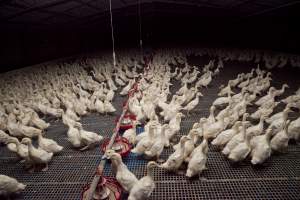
[160,136,191,172]
[128,161,157,200]
[21,138,53,172]
[186,139,208,178]
[288,117,300,142]
[250,126,273,165]
[145,124,168,161]
[0,175,26,197]
[106,151,138,192]
[222,121,247,156]
[211,121,242,148]
[270,120,290,152]
[228,126,251,162]
[131,124,156,154]
[37,132,63,154]
[182,92,203,115]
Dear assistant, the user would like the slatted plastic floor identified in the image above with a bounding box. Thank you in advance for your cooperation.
[0,56,300,200]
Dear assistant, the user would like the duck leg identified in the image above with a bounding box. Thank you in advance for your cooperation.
[80,145,89,151]
[42,163,49,172]
[199,176,207,181]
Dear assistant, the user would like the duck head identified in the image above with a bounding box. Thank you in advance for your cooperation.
[176,112,185,119]
[107,152,122,164]
[199,118,207,125]
[21,138,32,145]
[283,83,289,89]
[197,92,203,97]
[269,87,276,94]
[6,137,19,145]
[180,135,191,145]
[147,161,160,171]
[210,105,216,112]
[105,149,116,159]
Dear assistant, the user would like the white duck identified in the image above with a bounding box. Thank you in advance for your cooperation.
[215,102,232,121]
[135,120,159,144]
[246,115,265,137]
[105,89,115,102]
[203,117,226,140]
[211,121,242,148]
[115,74,126,86]
[182,92,202,115]
[251,101,279,120]
[78,125,103,151]
[106,151,138,192]
[0,130,12,144]
[228,125,251,162]
[37,132,63,154]
[288,117,300,142]
[218,80,234,96]
[123,122,137,145]
[186,139,208,178]
[67,124,82,148]
[160,136,191,172]
[145,124,168,161]
[268,107,291,135]
[199,71,212,88]
[207,105,216,124]
[30,112,49,130]
[273,84,289,97]
[120,79,134,96]
[238,77,250,88]
[18,123,42,138]
[128,161,157,200]
[181,131,199,162]
[93,99,105,114]
[131,124,156,154]
[255,87,276,106]
[165,112,184,143]
[0,175,26,197]
[21,138,53,172]
[281,95,300,104]
[103,100,116,113]
[213,93,231,107]
[222,121,247,156]
[176,82,188,95]
[250,127,273,165]
[270,120,290,152]
[5,137,29,164]
[184,87,198,103]
[266,105,292,124]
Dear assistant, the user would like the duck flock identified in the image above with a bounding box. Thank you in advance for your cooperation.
[0,48,300,199]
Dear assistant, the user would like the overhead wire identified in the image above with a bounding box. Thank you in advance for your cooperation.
[109,0,116,67]
[138,0,143,61]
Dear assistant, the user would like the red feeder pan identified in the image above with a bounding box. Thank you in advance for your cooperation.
[81,176,122,200]
[115,114,136,133]
[101,136,131,157]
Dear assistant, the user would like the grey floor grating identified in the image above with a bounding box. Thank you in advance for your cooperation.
[0,56,300,199]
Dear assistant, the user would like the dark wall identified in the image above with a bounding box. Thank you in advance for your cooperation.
[0,2,299,72]
[150,2,300,53]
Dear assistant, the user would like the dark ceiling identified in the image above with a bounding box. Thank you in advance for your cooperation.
[0,0,299,29]
[0,0,299,71]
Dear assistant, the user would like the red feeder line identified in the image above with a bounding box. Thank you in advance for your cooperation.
[85,75,141,200]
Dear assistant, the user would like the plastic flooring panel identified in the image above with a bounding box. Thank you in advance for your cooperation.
[1,56,300,199]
